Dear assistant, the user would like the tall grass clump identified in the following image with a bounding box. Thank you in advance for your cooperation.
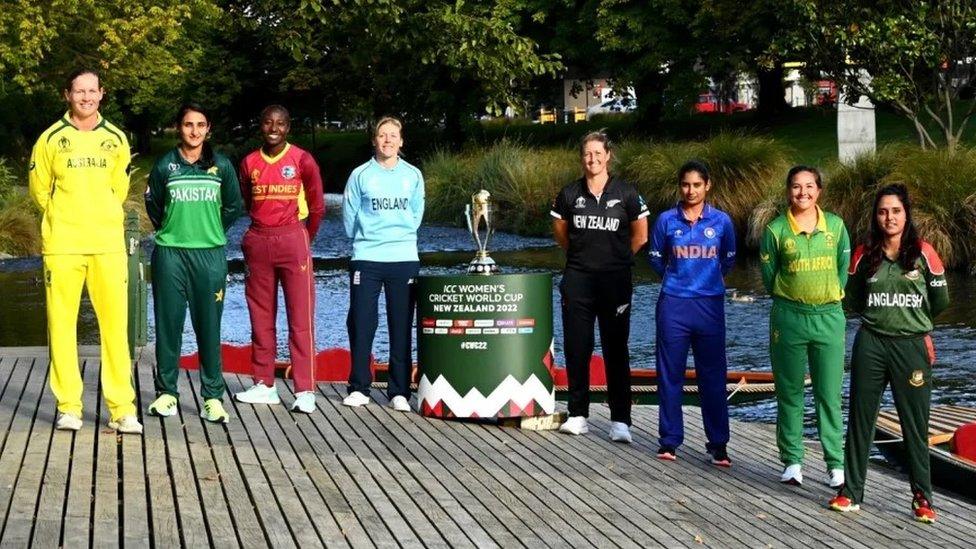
[0,194,40,256]
[423,141,577,235]
[618,133,791,237]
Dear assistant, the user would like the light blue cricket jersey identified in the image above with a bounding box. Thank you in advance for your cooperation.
[343,157,425,262]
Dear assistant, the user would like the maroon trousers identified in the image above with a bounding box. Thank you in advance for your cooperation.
[242,223,316,391]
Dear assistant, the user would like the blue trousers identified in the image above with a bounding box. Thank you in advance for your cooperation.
[347,260,419,398]
[655,293,729,450]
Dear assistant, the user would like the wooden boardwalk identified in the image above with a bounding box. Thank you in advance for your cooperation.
[0,346,973,548]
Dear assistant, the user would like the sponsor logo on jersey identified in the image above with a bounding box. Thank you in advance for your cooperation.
[29,161,35,171]
[214,289,224,302]
[867,292,924,308]
[57,136,72,152]
[574,196,587,209]
[281,165,296,179]
[370,197,409,210]
[352,271,361,285]
[703,227,716,239]
[606,199,622,209]
[100,139,117,152]
[672,245,718,259]
[930,279,947,287]
[760,252,771,264]
[66,157,107,168]
[572,214,620,231]
[909,369,925,387]
[616,303,629,315]
[904,269,920,280]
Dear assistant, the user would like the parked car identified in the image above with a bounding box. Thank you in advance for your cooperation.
[694,93,749,114]
[587,97,637,116]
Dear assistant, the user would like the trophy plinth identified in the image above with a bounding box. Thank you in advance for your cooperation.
[465,190,499,275]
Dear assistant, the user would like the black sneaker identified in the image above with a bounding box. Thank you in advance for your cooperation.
[708,446,731,467]
[657,446,677,461]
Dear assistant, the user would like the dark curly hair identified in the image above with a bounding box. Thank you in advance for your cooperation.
[864,183,922,276]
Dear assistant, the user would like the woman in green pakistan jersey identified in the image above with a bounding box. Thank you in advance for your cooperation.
[828,184,948,524]
[759,165,850,488]
[144,103,243,423]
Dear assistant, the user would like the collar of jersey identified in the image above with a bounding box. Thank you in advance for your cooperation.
[370,156,402,171]
[578,175,618,198]
[786,205,827,235]
[61,111,104,132]
[260,142,291,164]
[673,201,712,221]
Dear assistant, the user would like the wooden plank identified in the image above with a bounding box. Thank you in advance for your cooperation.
[177,367,270,549]
[135,348,183,548]
[176,369,241,548]
[0,358,47,540]
[28,361,74,548]
[119,351,149,549]
[62,358,98,546]
[292,386,449,548]
[222,377,357,549]
[160,370,211,548]
[92,358,121,549]
[0,357,55,547]
[309,385,488,548]
[321,385,514,548]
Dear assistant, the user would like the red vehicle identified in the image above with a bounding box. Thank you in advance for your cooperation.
[813,80,838,106]
[694,92,750,114]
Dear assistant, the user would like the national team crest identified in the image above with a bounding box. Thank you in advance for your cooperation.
[704,227,716,239]
[574,196,586,209]
[606,199,622,209]
[250,169,260,182]
[824,233,835,247]
[281,165,297,179]
[100,139,117,152]
[675,229,683,237]
[207,166,219,175]
[909,369,925,387]
[905,269,921,281]
[168,162,180,172]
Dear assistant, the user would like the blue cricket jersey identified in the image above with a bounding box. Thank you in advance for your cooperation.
[649,203,736,297]
[343,157,425,262]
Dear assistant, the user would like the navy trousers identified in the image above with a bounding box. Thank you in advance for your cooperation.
[347,260,419,398]
[655,293,730,450]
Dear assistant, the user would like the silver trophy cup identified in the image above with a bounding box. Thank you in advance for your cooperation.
[465,190,499,275]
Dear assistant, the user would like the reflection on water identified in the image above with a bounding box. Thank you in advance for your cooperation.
[2,196,975,432]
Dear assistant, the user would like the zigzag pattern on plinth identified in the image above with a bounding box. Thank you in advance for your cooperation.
[418,373,556,417]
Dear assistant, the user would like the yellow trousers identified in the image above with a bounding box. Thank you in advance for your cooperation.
[44,253,136,420]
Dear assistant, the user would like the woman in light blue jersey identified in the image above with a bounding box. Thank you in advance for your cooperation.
[342,116,425,411]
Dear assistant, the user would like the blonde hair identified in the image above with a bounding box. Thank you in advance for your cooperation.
[373,116,403,137]
[579,130,612,156]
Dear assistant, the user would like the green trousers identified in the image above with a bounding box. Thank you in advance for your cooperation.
[152,245,228,400]
[841,328,932,504]
[770,298,845,469]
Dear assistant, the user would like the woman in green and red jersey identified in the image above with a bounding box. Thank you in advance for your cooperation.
[144,103,243,423]
[829,184,948,523]
[760,165,850,487]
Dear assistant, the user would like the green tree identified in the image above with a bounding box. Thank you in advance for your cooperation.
[796,0,976,150]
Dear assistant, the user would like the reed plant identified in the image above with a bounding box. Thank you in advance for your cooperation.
[0,194,40,256]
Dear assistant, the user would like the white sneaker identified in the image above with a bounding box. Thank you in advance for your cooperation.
[234,382,280,405]
[390,395,411,412]
[108,415,143,434]
[55,413,82,431]
[343,391,370,407]
[828,468,845,488]
[609,421,632,443]
[780,464,803,485]
[558,415,588,435]
[291,391,316,414]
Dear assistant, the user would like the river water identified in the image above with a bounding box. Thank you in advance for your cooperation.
[2,195,975,432]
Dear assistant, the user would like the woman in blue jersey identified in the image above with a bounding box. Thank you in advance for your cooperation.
[649,160,736,465]
[342,116,425,411]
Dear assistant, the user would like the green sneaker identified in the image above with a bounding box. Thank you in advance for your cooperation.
[148,394,178,417]
[201,399,230,424]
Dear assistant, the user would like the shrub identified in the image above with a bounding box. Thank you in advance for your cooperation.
[0,194,40,256]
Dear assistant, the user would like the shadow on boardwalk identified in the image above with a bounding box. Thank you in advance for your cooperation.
[0,346,973,548]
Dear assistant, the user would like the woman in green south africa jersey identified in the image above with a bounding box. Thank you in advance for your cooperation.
[760,165,850,488]
[144,103,243,423]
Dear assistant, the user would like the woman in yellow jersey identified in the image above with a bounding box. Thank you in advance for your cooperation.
[760,165,850,486]
[28,69,141,434]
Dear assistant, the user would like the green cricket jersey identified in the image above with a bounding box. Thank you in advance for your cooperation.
[760,206,851,305]
[845,242,949,336]
[146,147,243,248]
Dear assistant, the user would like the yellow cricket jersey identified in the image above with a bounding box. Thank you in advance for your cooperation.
[29,113,131,255]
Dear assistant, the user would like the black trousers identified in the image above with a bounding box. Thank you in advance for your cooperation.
[559,267,633,425]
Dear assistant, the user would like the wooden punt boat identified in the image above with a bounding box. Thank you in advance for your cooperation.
[180,344,790,406]
[874,405,976,500]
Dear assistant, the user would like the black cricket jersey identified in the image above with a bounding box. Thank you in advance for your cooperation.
[550,176,649,272]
